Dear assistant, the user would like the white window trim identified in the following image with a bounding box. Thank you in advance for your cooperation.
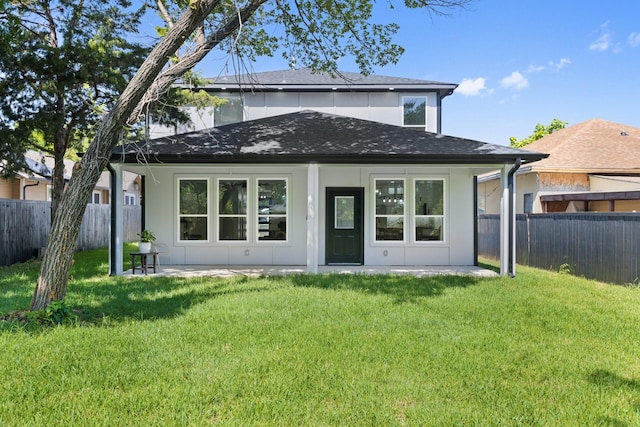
[177,177,210,243]
[216,178,249,243]
[373,178,406,244]
[412,178,446,244]
[256,177,289,244]
[92,191,101,204]
[401,95,427,128]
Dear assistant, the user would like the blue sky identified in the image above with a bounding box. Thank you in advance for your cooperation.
[190,0,640,145]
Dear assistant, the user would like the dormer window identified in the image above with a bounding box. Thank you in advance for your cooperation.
[403,96,427,129]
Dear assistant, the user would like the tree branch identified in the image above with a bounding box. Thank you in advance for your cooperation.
[129,0,267,124]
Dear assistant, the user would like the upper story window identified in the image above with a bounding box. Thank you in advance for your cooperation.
[403,96,427,128]
[213,93,243,127]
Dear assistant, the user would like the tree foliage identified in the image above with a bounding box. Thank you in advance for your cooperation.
[28,0,473,310]
[0,0,149,217]
[509,118,568,148]
[0,0,210,218]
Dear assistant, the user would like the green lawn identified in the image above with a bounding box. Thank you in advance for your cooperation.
[1,245,639,426]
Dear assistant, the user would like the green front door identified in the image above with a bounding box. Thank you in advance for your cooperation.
[326,188,364,265]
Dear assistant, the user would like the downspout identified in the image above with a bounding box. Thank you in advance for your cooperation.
[507,158,521,277]
[106,163,118,276]
[23,181,40,199]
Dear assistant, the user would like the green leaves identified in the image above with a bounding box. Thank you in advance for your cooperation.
[510,118,568,148]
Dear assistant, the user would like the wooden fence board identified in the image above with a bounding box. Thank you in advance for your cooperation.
[478,213,640,284]
[0,200,141,266]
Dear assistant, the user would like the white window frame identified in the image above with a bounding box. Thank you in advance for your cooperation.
[91,191,101,204]
[373,178,406,243]
[217,178,249,242]
[177,177,210,243]
[413,178,446,243]
[402,95,427,128]
[256,177,289,243]
[124,192,137,205]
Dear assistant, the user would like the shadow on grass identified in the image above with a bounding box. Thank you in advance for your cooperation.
[69,275,276,325]
[589,369,640,427]
[284,273,483,303]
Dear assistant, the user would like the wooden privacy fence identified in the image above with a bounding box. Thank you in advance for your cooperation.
[478,213,640,285]
[0,200,141,267]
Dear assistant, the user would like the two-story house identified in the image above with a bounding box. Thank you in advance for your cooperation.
[110,68,545,276]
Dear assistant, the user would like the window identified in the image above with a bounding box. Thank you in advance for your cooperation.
[375,179,405,241]
[335,196,355,229]
[179,179,209,241]
[124,193,136,205]
[524,193,534,214]
[415,179,444,241]
[213,93,243,127]
[258,179,287,241]
[90,191,101,204]
[218,179,248,241]
[403,96,426,127]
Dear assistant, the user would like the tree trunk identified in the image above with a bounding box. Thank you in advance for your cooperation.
[30,0,227,311]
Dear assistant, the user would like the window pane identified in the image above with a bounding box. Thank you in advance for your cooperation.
[180,217,207,240]
[403,97,426,126]
[219,217,247,240]
[180,180,208,215]
[415,180,443,215]
[219,180,247,214]
[376,180,404,215]
[214,94,243,127]
[258,180,287,214]
[416,217,443,241]
[258,216,286,241]
[335,196,355,229]
[376,217,404,241]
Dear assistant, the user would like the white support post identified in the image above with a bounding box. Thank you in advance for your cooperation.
[306,163,319,273]
[110,163,124,275]
[499,164,511,276]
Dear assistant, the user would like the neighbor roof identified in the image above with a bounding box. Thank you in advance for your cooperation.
[112,111,546,165]
[181,67,458,98]
[523,118,640,172]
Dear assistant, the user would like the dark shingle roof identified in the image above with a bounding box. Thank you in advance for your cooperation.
[112,111,547,165]
[187,68,458,97]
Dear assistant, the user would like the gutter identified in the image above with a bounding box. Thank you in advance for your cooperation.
[22,180,40,200]
[507,158,521,277]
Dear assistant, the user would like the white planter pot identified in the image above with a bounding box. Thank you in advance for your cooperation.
[139,242,152,253]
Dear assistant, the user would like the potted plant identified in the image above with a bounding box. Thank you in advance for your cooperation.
[138,229,156,253]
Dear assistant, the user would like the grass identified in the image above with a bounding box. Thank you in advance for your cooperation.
[1,245,640,425]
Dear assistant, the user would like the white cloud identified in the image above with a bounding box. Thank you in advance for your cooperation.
[456,77,489,96]
[549,58,571,70]
[590,22,613,51]
[629,32,640,47]
[500,71,528,90]
[590,33,612,51]
[525,64,545,73]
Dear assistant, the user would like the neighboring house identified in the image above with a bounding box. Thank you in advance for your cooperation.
[0,150,141,205]
[478,118,640,214]
[111,101,545,275]
[149,67,458,138]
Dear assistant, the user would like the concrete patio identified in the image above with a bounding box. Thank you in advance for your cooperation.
[124,265,499,278]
